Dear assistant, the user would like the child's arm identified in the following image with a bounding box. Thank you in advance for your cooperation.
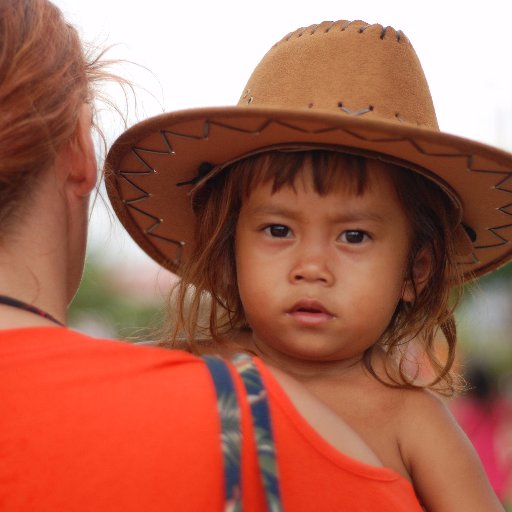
[401,390,504,511]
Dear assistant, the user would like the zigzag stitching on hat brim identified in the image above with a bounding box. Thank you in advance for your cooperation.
[122,200,184,267]
[474,223,512,250]
[111,116,512,275]
[160,119,512,184]
[131,147,165,173]
[122,202,159,230]
[495,174,512,193]
[498,204,512,216]
[458,252,480,266]
[119,175,150,205]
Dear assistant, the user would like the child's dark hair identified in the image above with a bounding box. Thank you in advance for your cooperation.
[168,149,464,395]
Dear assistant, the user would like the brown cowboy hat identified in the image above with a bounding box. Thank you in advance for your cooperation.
[105,19,512,278]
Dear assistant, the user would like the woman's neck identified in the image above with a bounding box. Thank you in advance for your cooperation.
[0,180,71,328]
[0,242,68,328]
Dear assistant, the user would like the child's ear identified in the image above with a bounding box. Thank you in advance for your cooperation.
[402,247,432,302]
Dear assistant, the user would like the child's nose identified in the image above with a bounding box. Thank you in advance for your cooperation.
[289,249,334,285]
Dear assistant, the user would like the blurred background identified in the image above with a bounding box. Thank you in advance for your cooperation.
[55,1,512,504]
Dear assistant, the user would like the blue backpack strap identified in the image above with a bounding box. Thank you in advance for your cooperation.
[233,353,283,512]
[203,355,243,511]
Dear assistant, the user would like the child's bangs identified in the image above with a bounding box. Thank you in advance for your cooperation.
[229,150,369,198]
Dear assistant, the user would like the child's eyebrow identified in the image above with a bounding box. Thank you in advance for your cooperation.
[247,205,386,224]
[247,205,297,218]
[328,211,386,224]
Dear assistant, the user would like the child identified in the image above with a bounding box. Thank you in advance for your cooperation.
[106,19,510,510]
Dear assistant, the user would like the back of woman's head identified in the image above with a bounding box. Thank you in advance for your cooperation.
[0,0,95,226]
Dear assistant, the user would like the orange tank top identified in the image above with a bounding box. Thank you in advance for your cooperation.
[0,327,423,510]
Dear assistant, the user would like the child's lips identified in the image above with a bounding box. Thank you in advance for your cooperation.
[287,299,335,326]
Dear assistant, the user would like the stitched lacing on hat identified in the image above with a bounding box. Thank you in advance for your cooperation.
[282,21,403,43]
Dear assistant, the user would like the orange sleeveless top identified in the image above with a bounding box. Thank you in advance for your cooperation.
[0,327,423,510]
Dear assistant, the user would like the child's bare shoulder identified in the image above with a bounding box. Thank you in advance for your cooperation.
[395,387,458,449]
[375,382,461,457]
[398,385,451,421]
[396,387,503,510]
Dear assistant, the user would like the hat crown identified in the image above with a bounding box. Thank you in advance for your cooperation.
[239,20,439,130]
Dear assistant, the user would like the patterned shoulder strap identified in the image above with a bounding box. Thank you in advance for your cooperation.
[202,356,243,510]
[203,354,283,512]
[233,353,283,512]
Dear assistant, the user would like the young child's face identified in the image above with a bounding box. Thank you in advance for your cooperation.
[235,159,414,367]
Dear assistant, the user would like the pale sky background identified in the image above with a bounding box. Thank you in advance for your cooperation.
[53,0,512,268]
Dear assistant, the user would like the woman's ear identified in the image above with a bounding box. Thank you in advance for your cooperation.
[58,103,97,197]
[402,247,432,302]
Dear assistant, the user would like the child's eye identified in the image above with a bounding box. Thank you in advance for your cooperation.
[339,230,369,244]
[264,225,292,238]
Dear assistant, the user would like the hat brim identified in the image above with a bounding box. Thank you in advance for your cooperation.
[105,106,512,278]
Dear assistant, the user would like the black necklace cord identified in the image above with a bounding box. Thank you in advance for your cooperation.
[0,295,64,327]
